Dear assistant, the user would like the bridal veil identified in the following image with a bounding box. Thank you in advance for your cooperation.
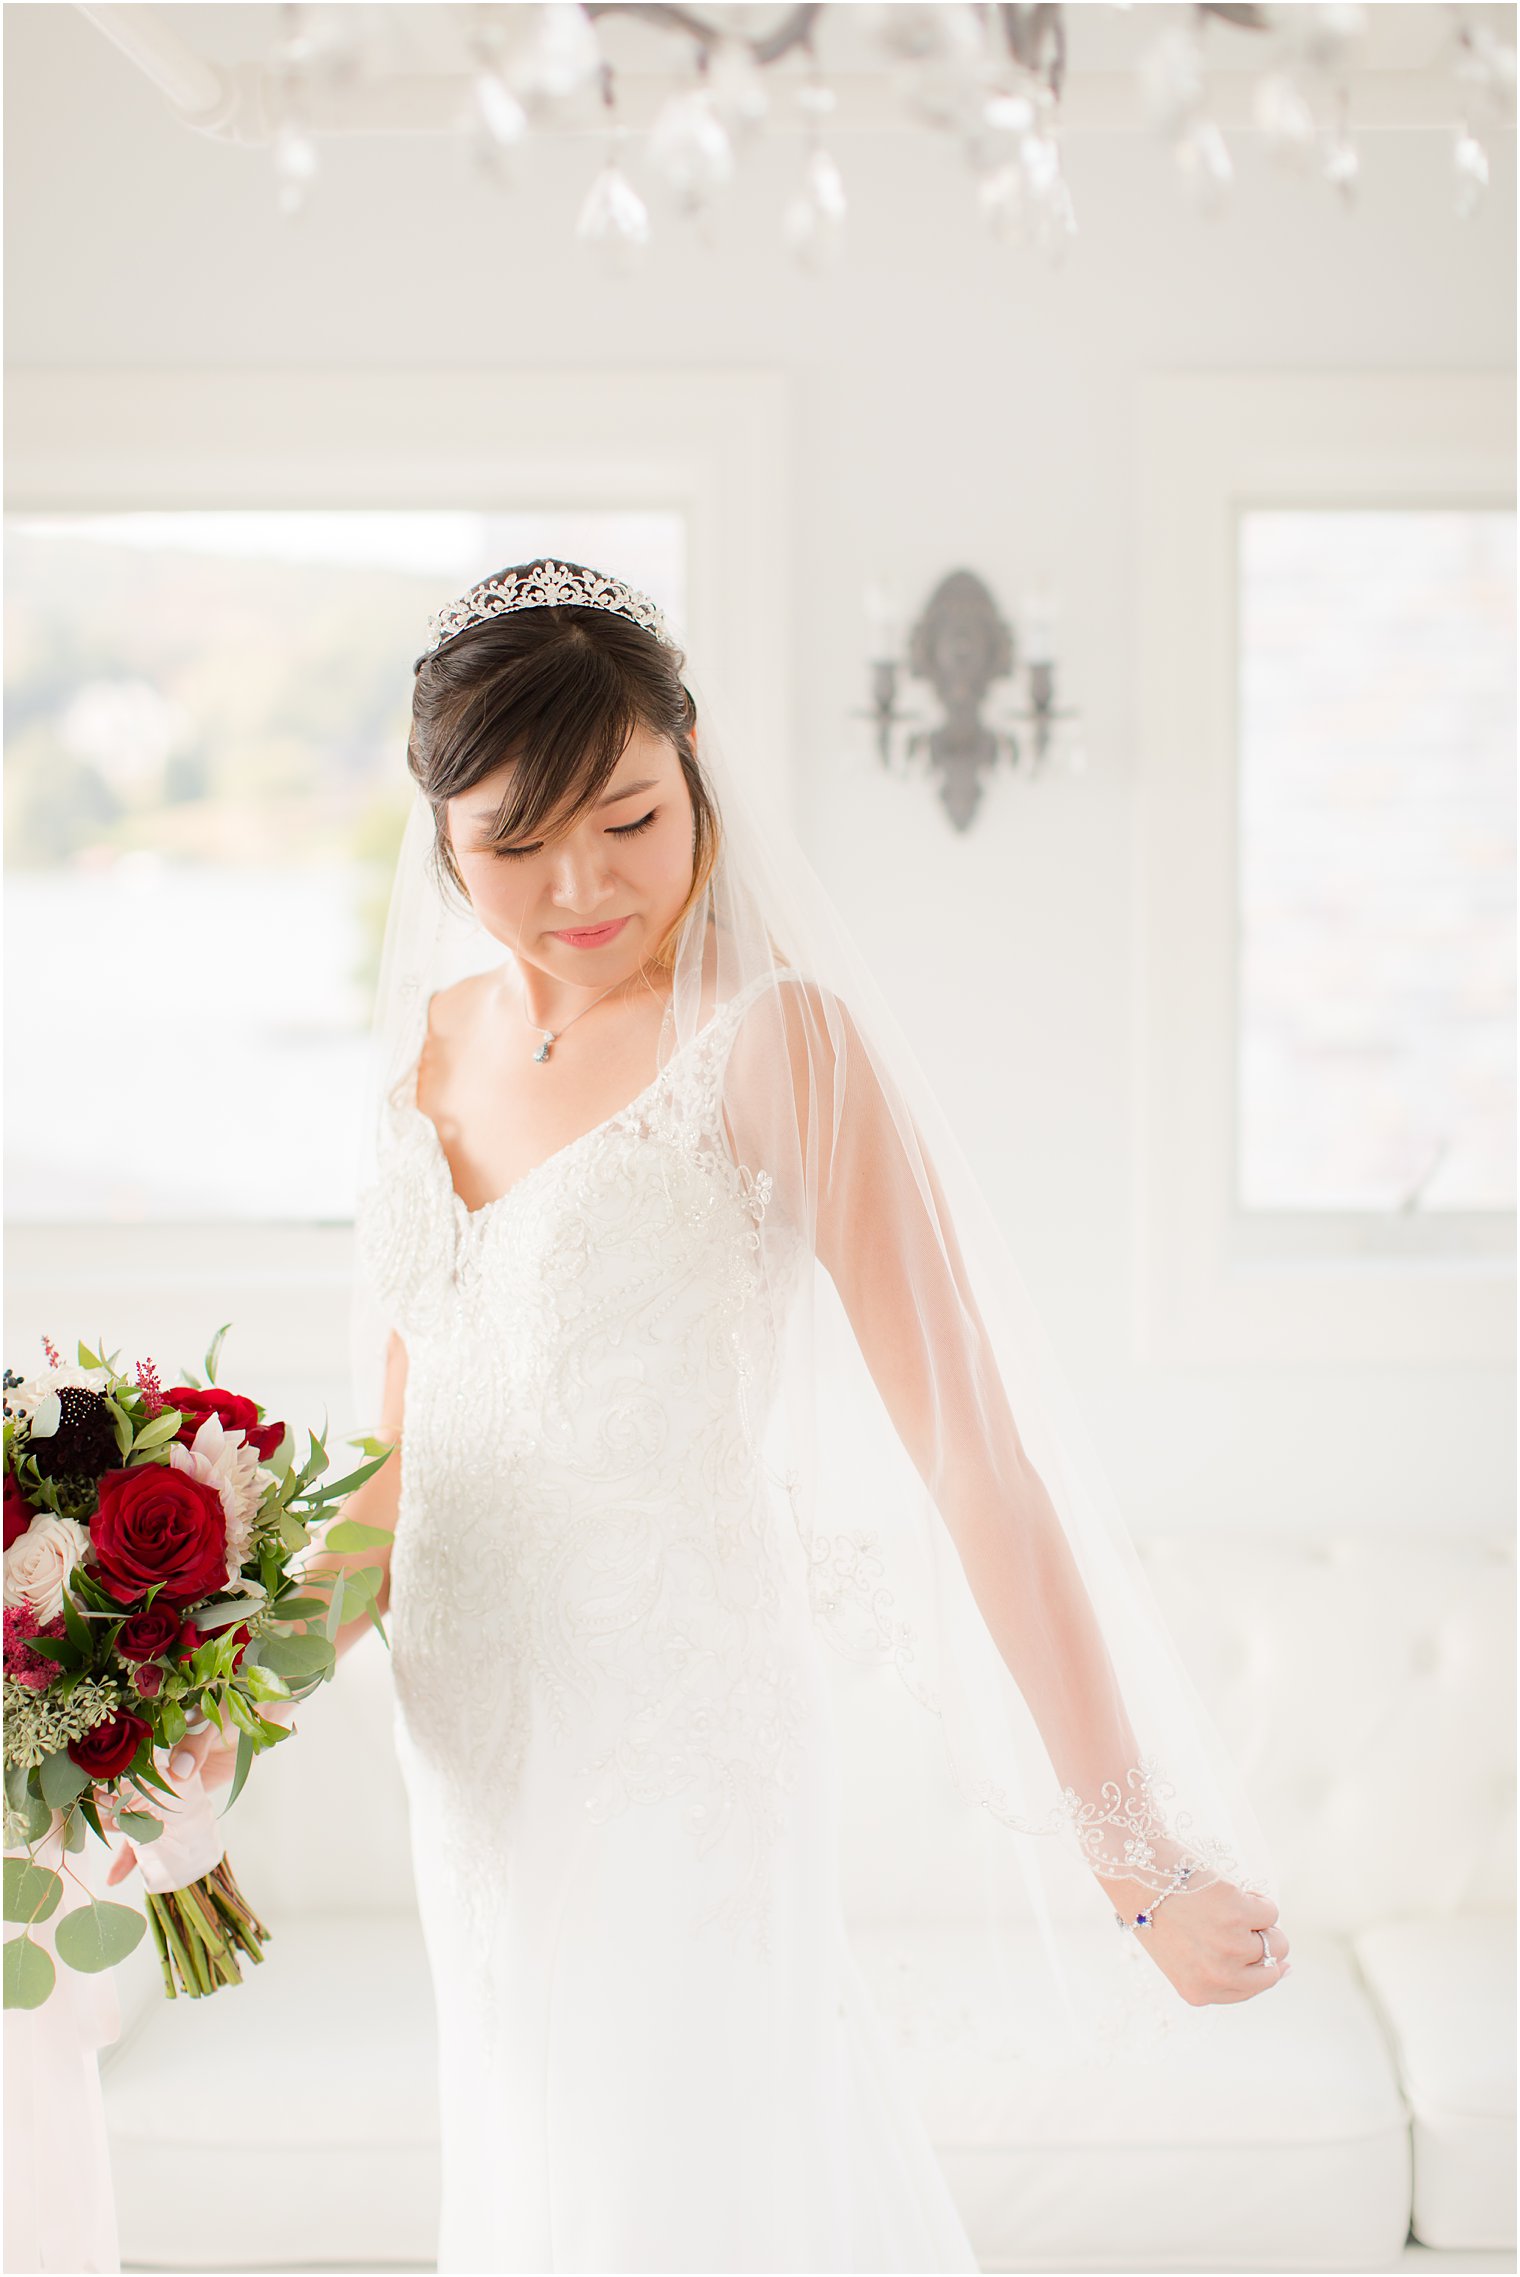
[347,561,1280,2075]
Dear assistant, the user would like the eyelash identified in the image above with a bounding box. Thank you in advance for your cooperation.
[490,809,659,860]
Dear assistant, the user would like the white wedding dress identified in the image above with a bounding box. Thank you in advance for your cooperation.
[355,969,981,2276]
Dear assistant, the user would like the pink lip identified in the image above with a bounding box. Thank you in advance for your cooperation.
[551,914,631,947]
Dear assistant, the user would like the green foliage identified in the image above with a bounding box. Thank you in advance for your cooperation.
[3,1857,62,1925]
[55,1899,147,1973]
[322,1516,396,1552]
[37,1752,90,1811]
[3,1935,55,2009]
[257,1632,334,1683]
[116,1810,164,1844]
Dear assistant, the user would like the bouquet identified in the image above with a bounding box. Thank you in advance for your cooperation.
[3,1325,395,2008]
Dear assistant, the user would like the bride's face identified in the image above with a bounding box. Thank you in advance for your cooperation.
[447,722,695,985]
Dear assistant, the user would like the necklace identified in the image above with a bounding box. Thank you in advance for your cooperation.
[520,975,628,1063]
[523,951,664,1056]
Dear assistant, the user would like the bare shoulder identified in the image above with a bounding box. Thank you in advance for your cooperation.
[424,966,500,1045]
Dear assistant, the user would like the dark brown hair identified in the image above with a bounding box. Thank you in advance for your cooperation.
[407,559,721,974]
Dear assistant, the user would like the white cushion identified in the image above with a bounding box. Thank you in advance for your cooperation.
[101,1912,438,2271]
[1353,1914,1516,2251]
[850,1920,1413,2272]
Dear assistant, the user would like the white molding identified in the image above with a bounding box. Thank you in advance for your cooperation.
[3,366,793,1404]
[1134,369,1515,1369]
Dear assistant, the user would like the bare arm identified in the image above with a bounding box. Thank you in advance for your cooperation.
[725,980,1199,1919]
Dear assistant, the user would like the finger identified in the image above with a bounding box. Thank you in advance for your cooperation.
[1240,1922,1287,1967]
[168,1729,214,1783]
[105,1844,137,1887]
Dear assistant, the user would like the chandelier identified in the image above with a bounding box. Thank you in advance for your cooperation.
[81,2,1517,270]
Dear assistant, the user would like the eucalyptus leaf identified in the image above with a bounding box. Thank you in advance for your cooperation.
[55,1899,148,1973]
[116,1811,164,1844]
[185,1594,265,1630]
[38,1752,90,1811]
[3,1858,63,1925]
[3,1933,55,2009]
[322,1517,396,1552]
[266,1593,329,1623]
[257,1632,334,1682]
[10,1790,53,1845]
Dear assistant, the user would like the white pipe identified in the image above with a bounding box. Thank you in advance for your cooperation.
[70,5,1484,145]
[74,4,237,128]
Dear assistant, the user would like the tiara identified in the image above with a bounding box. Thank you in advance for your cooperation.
[415,560,677,669]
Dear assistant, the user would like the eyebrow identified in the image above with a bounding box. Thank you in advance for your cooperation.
[467,776,660,826]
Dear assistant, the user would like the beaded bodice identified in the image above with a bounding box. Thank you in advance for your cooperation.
[352,970,816,1955]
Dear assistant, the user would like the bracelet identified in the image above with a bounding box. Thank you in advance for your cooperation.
[1114,1858,1197,1933]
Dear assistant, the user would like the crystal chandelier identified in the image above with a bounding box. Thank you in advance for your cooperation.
[78,2,1517,269]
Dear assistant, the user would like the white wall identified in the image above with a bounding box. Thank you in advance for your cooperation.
[4,5,1514,1533]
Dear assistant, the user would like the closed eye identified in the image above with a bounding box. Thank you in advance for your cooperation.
[488,808,659,859]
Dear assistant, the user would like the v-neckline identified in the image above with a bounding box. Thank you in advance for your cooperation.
[396,986,732,1225]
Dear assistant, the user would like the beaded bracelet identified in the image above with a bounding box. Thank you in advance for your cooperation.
[1114,1858,1198,1933]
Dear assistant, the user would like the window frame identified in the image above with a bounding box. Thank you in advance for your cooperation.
[3,367,792,1422]
[1134,369,1514,1368]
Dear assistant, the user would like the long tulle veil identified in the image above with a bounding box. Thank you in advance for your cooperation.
[348,567,1280,2074]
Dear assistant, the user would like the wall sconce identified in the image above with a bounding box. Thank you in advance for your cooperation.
[858,569,1085,830]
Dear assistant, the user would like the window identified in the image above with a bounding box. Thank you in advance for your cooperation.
[1136,370,1513,1365]
[4,510,687,1224]
[1237,506,1515,1217]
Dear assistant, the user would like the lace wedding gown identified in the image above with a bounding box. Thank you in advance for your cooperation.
[355,970,980,2276]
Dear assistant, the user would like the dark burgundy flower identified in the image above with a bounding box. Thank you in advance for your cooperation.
[115,1601,188,1664]
[26,1387,118,1488]
[163,1384,285,1462]
[67,1708,151,1781]
[4,1468,35,1551]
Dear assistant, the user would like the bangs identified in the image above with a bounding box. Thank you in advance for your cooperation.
[449,639,643,850]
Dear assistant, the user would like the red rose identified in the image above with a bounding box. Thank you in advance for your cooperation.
[4,1469,34,1551]
[67,1708,151,1780]
[163,1384,285,1462]
[92,1466,228,1608]
[115,1601,187,1663]
[131,1663,165,1698]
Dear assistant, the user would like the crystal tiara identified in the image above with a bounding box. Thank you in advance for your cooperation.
[415,560,678,670]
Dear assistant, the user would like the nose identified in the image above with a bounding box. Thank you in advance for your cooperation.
[545,830,615,913]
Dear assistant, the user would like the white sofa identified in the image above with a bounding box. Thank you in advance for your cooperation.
[98,1532,1516,2273]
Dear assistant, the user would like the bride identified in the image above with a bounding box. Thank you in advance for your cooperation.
[282,560,1285,2273]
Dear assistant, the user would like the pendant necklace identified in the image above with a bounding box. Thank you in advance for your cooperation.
[521,976,627,1064]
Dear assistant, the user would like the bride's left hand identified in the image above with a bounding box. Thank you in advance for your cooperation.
[1110,1876,1293,2006]
[93,1721,244,1886]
